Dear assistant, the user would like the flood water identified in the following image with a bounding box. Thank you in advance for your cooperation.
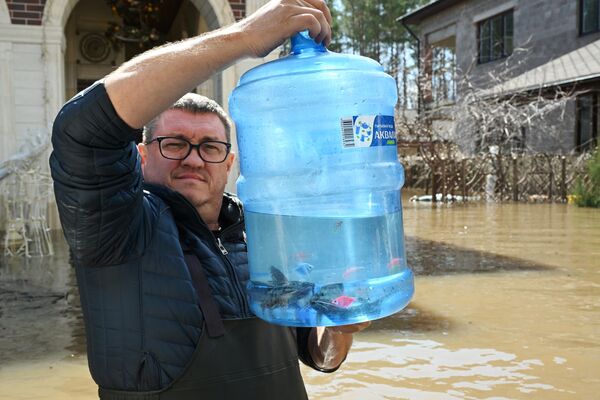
[1,199,599,399]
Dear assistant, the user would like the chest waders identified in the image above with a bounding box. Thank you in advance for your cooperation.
[98,252,309,400]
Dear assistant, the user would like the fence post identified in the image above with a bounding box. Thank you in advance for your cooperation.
[561,156,567,202]
[512,156,518,202]
[441,158,447,202]
[431,162,438,203]
[548,168,554,201]
[461,158,467,200]
[497,154,504,200]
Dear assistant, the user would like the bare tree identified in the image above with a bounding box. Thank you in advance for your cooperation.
[395,45,589,202]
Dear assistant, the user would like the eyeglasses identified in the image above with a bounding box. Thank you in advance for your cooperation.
[145,136,232,163]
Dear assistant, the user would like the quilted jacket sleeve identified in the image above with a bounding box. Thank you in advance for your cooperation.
[50,81,149,267]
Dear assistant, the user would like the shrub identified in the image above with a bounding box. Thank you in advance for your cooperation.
[573,147,600,208]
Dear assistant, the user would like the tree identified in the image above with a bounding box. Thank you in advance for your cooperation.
[333,0,428,108]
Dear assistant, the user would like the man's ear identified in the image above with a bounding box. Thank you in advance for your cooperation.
[137,143,147,168]
[225,152,235,173]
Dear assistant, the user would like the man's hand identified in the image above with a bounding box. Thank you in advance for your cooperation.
[105,0,332,129]
[308,321,371,370]
[238,0,333,57]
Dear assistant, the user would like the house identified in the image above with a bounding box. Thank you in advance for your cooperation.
[398,0,600,154]
[0,0,274,237]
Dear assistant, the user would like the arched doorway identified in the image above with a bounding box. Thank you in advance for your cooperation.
[62,0,234,105]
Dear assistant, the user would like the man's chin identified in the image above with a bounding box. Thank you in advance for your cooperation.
[176,185,209,205]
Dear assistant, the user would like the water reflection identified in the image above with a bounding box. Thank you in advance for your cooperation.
[0,233,86,366]
[305,339,559,399]
[407,236,552,275]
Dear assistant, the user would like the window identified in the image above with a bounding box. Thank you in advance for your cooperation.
[576,94,599,151]
[581,0,600,35]
[431,45,456,104]
[478,11,513,64]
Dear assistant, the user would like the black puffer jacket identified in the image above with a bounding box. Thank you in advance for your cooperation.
[49,82,313,391]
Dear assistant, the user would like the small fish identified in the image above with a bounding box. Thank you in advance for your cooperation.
[342,266,363,280]
[293,251,311,262]
[270,266,288,285]
[387,257,402,272]
[292,262,314,281]
[260,283,315,309]
[316,282,344,299]
[255,267,316,311]
[332,295,356,308]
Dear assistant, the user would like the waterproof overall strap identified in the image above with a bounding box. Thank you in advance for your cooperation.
[183,252,226,338]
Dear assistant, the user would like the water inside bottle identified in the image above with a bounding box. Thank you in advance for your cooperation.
[245,211,414,326]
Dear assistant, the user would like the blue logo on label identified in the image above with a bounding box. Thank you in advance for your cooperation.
[345,115,396,148]
[354,120,373,142]
[355,118,374,145]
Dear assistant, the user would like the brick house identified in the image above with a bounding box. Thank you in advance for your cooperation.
[0,0,277,233]
[399,0,600,154]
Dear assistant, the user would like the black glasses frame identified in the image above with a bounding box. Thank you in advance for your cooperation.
[146,136,232,163]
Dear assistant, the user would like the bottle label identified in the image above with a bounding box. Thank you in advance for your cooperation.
[340,115,396,148]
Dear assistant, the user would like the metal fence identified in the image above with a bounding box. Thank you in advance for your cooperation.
[0,136,53,257]
[401,147,592,202]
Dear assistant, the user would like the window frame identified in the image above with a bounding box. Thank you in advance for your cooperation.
[477,10,514,64]
[576,93,599,152]
[580,0,600,36]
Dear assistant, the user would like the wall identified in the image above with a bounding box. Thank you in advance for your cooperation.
[5,0,246,25]
[419,0,600,89]
[415,0,593,153]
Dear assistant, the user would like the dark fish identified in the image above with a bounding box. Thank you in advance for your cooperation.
[311,282,344,301]
[251,266,315,310]
[270,266,288,285]
[260,282,315,309]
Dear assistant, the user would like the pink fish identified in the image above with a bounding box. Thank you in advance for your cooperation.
[332,295,356,308]
[294,251,311,262]
[342,266,363,280]
[387,257,402,270]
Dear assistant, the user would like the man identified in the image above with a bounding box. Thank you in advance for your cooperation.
[50,1,368,399]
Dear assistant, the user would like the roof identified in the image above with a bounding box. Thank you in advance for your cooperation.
[483,39,600,96]
[397,0,463,25]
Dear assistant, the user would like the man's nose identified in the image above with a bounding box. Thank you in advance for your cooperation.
[181,148,206,167]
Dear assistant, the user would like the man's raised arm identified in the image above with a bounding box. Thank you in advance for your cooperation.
[104,0,332,129]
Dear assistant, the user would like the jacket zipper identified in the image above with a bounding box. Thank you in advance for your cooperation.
[213,223,250,316]
[176,194,250,318]
[216,237,228,255]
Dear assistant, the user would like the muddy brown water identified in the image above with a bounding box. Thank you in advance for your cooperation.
[1,200,599,399]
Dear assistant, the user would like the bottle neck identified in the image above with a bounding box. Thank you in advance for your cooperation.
[291,31,327,55]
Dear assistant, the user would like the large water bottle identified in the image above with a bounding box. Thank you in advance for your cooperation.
[229,32,414,327]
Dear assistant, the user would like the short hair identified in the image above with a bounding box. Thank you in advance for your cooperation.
[143,93,233,143]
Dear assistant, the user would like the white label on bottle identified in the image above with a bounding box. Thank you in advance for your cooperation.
[340,115,396,148]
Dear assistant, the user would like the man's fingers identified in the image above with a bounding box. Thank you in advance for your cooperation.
[298,0,332,44]
[290,7,331,45]
[328,321,371,335]
[301,0,333,25]
[239,0,333,57]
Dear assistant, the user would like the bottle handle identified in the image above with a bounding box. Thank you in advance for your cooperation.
[291,30,327,54]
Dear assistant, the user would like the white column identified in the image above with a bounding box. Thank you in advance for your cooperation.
[0,41,15,163]
[42,25,66,230]
[43,25,66,129]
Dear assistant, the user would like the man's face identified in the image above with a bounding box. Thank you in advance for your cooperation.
[138,109,234,211]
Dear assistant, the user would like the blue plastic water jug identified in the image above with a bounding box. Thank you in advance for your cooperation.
[229,32,414,327]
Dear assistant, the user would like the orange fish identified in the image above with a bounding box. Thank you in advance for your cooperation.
[342,266,363,280]
[332,295,356,308]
